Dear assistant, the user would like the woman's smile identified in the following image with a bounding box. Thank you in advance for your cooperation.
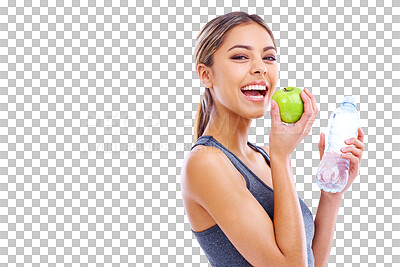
[239,81,269,102]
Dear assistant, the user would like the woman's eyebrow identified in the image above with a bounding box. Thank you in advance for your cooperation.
[227,44,277,52]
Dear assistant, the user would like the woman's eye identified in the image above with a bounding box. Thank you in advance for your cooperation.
[232,55,247,60]
[232,55,277,61]
[264,56,276,61]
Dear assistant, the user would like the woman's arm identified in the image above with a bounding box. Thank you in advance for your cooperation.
[311,190,343,266]
[270,152,308,265]
[313,128,364,266]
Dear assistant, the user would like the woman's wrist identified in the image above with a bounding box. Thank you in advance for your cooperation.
[320,189,344,203]
[269,147,291,162]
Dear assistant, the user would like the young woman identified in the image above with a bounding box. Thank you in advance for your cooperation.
[180,11,364,267]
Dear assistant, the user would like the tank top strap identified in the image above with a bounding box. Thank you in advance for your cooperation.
[190,135,213,150]
[248,143,271,167]
[191,135,251,189]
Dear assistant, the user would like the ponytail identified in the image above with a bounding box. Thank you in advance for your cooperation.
[194,88,213,143]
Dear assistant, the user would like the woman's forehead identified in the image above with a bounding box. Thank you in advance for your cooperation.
[221,23,275,51]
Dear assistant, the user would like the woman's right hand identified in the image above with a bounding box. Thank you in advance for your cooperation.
[269,88,319,159]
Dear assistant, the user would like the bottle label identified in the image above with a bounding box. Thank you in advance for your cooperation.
[326,112,359,154]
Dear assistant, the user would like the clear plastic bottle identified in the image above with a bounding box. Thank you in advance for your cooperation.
[316,96,360,193]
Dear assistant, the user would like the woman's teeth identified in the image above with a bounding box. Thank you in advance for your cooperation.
[241,85,267,91]
[246,95,264,99]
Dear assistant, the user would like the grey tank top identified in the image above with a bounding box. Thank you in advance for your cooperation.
[190,135,315,267]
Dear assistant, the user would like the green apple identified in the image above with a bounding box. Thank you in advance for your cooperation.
[271,87,304,124]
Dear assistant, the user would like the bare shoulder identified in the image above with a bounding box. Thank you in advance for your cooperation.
[180,145,241,199]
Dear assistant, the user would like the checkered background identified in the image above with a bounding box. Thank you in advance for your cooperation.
[0,0,399,266]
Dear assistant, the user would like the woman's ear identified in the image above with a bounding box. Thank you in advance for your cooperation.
[197,64,213,89]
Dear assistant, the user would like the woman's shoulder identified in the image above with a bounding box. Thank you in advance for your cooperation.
[190,143,225,157]
[180,144,245,197]
[182,144,229,176]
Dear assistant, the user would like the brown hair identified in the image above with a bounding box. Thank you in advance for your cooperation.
[193,11,277,143]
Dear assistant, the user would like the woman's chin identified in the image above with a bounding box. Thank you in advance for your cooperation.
[240,109,268,119]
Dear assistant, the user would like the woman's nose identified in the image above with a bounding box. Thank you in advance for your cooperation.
[251,60,267,75]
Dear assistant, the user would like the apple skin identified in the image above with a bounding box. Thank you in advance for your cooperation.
[271,87,304,124]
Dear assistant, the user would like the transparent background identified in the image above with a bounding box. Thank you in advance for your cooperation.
[1,0,399,266]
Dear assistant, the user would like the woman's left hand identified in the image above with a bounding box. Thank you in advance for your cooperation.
[318,127,365,198]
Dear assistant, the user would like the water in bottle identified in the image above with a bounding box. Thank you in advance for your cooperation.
[316,96,360,193]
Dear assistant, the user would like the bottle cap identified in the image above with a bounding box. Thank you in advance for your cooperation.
[342,96,356,107]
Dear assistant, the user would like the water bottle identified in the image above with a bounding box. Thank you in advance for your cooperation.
[316,96,360,193]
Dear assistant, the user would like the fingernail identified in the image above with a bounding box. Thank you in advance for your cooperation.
[271,101,275,108]
[341,147,348,152]
[345,139,351,144]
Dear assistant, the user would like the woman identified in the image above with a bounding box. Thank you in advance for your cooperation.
[180,11,364,267]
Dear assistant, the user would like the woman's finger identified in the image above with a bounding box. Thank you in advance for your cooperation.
[305,89,318,133]
[341,151,360,167]
[296,89,314,133]
[304,88,319,116]
[340,146,363,159]
[319,132,325,161]
[344,136,365,151]
[270,100,283,126]
[299,89,313,119]
[357,127,364,143]
[297,89,318,135]
[302,88,314,113]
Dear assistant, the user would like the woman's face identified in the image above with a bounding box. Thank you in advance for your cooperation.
[204,22,278,118]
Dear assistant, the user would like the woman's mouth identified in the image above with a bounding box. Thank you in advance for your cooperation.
[240,85,268,102]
